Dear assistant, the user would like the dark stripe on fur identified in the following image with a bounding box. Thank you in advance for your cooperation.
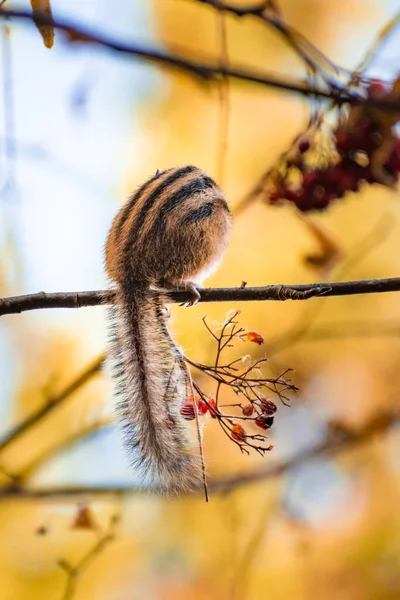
[123,165,197,262]
[149,175,216,235]
[122,286,162,461]
[182,201,215,224]
[114,169,165,239]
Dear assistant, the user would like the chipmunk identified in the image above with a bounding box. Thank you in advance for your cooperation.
[105,165,231,494]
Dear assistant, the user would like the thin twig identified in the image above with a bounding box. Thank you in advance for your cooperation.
[216,8,230,185]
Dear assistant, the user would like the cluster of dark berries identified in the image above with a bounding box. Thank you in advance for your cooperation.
[269,78,400,212]
[232,398,277,445]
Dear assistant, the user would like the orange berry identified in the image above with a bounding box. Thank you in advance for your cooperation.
[186,395,200,403]
[231,424,246,442]
[246,331,264,345]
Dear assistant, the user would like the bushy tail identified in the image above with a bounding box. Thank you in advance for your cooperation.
[108,284,203,494]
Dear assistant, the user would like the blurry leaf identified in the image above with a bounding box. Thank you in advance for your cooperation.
[71,503,97,531]
[35,525,48,536]
[30,0,54,49]
[299,214,344,275]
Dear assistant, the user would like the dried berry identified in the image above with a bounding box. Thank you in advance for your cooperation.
[255,415,275,430]
[180,402,195,421]
[242,404,254,417]
[260,398,277,415]
[231,424,246,442]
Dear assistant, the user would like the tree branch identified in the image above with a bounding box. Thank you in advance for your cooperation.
[0,409,397,499]
[1,8,400,109]
[3,277,400,316]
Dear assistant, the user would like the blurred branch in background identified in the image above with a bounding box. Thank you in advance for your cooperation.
[0,355,105,453]
[0,408,397,499]
[1,8,400,110]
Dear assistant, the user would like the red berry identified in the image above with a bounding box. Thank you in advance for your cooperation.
[309,185,333,210]
[242,404,254,417]
[339,168,360,192]
[208,399,218,419]
[335,132,351,153]
[255,415,275,430]
[369,130,383,148]
[368,81,386,98]
[283,189,304,205]
[231,424,246,442]
[260,398,277,415]
[326,166,345,189]
[180,402,195,420]
[269,191,282,203]
[302,171,321,189]
[292,190,312,212]
[196,400,209,416]
[299,139,310,153]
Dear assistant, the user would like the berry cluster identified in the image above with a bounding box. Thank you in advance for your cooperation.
[181,394,278,445]
[269,78,400,212]
[180,310,297,456]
